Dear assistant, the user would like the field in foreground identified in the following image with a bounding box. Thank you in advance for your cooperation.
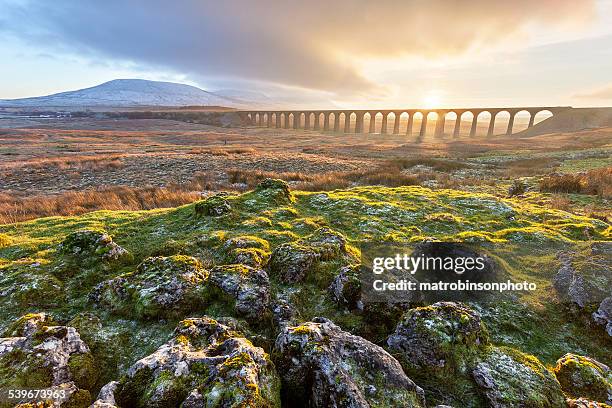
[0,181,610,407]
[0,115,611,225]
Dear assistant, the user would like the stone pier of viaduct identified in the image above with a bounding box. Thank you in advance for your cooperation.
[240,107,571,137]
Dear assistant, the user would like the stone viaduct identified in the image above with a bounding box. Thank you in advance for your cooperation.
[239,107,571,137]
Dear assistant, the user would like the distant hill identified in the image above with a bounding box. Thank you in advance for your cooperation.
[517,107,612,136]
[0,79,261,108]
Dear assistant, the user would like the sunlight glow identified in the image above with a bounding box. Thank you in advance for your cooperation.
[422,92,443,109]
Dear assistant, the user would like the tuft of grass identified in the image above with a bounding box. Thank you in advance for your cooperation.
[539,167,611,198]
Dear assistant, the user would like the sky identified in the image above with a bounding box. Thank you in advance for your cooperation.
[1,0,612,109]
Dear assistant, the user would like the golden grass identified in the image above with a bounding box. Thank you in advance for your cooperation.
[0,186,201,224]
[539,167,611,198]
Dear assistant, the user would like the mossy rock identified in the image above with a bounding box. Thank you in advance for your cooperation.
[58,229,132,265]
[473,346,567,408]
[554,353,612,404]
[91,255,209,319]
[268,242,320,283]
[274,317,426,407]
[387,302,491,406]
[194,194,232,216]
[388,302,490,372]
[111,316,281,408]
[301,227,350,261]
[0,314,96,407]
[328,264,362,309]
[223,235,271,252]
[254,178,294,205]
[208,264,271,320]
[3,312,56,337]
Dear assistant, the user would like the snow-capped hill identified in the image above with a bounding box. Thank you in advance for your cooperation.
[0,79,257,108]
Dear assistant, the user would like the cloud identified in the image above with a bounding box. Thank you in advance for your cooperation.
[0,0,596,97]
[575,84,612,100]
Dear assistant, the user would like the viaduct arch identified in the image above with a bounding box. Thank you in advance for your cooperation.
[241,107,570,137]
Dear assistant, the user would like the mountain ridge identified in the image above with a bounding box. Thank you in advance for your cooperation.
[0,79,262,108]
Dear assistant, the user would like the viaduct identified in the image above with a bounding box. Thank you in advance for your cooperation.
[239,107,571,137]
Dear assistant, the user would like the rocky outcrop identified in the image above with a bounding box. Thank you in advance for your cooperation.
[554,244,611,334]
[387,302,489,371]
[222,235,271,268]
[208,264,271,320]
[268,242,320,283]
[59,230,132,264]
[274,317,426,407]
[303,227,349,261]
[0,313,96,407]
[254,178,294,205]
[554,244,612,339]
[593,296,612,337]
[194,193,232,216]
[388,302,567,407]
[90,255,208,318]
[95,316,280,408]
[567,398,612,407]
[328,265,362,310]
[554,353,612,405]
[473,347,566,408]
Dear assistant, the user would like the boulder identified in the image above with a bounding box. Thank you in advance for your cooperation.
[567,398,612,407]
[222,235,271,268]
[553,247,611,309]
[208,264,271,320]
[59,230,131,264]
[387,302,489,372]
[254,178,294,205]
[194,194,232,216]
[108,316,280,408]
[593,297,612,337]
[472,347,567,408]
[328,265,362,310]
[554,353,612,404]
[90,255,209,319]
[303,227,349,260]
[0,313,96,407]
[268,242,320,283]
[91,381,119,408]
[274,317,426,407]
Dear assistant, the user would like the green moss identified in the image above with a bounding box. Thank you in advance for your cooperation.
[68,353,97,390]
[554,353,612,403]
[0,233,11,248]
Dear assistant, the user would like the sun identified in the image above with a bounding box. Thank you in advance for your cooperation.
[422,92,443,109]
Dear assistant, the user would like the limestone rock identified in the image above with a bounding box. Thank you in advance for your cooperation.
[387,302,489,371]
[254,178,294,205]
[593,296,612,337]
[472,347,566,408]
[328,265,362,310]
[110,316,280,408]
[567,398,612,407]
[303,227,349,260]
[209,264,271,319]
[554,353,612,404]
[268,242,320,283]
[194,194,232,216]
[90,255,208,319]
[274,317,426,407]
[91,381,119,408]
[554,246,611,309]
[59,230,131,264]
[0,313,96,407]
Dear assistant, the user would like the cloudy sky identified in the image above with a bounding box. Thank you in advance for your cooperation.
[2,0,612,108]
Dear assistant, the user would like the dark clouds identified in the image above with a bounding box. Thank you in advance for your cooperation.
[0,0,595,96]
